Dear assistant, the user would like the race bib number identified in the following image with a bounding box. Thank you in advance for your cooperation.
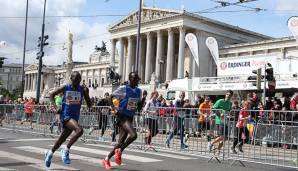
[65,91,81,105]
[127,98,139,111]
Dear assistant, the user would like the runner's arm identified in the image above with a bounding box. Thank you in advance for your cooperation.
[50,86,64,109]
[83,86,92,108]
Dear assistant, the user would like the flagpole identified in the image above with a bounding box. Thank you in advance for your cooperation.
[135,0,142,72]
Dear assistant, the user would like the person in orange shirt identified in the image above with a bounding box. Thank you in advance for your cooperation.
[198,96,212,144]
[21,97,35,129]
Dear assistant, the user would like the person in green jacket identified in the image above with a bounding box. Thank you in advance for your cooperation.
[49,93,63,134]
[208,90,233,154]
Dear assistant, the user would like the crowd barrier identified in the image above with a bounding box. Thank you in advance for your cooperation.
[0,104,298,169]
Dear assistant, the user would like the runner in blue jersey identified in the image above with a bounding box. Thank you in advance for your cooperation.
[44,71,92,168]
[102,72,142,170]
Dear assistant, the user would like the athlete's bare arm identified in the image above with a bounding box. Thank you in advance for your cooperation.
[50,86,65,109]
[82,86,92,108]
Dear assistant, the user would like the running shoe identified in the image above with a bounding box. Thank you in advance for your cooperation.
[181,144,188,149]
[114,148,122,165]
[44,150,53,168]
[61,148,71,164]
[102,159,112,170]
[231,147,237,154]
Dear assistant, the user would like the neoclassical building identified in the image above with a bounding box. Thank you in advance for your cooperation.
[25,7,298,99]
[108,7,270,84]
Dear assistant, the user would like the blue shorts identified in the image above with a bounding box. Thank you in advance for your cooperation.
[60,113,80,125]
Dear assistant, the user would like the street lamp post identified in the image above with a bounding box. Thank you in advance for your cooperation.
[135,0,143,72]
[36,0,47,103]
[21,0,29,98]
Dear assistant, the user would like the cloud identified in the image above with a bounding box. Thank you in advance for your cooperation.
[0,0,110,66]
[44,18,110,65]
[276,0,298,15]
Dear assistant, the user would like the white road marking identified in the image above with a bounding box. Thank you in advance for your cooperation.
[0,150,78,171]
[14,146,121,166]
[86,144,197,160]
[7,138,54,142]
[70,146,161,163]
[0,167,15,171]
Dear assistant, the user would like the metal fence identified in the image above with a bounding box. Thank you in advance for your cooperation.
[0,104,298,169]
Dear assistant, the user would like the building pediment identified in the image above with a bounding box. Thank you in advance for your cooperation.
[25,64,38,71]
[109,7,181,31]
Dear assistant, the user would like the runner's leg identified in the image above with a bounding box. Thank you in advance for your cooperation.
[51,127,72,152]
[107,126,128,160]
[118,119,137,152]
[64,119,83,149]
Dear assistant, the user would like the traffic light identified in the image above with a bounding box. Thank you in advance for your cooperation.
[37,35,49,48]
[265,63,275,91]
[0,57,5,68]
[265,65,274,81]
[43,35,49,46]
[249,68,262,90]
[37,36,42,47]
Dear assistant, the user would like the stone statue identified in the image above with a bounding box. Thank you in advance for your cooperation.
[95,41,107,53]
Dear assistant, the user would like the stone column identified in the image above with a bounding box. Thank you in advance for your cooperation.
[196,31,210,77]
[140,37,146,83]
[110,39,116,67]
[145,32,153,83]
[125,36,133,81]
[33,74,36,90]
[118,38,124,82]
[177,27,186,79]
[31,74,34,91]
[41,73,44,92]
[28,74,31,91]
[24,75,27,91]
[166,28,174,82]
[155,30,164,82]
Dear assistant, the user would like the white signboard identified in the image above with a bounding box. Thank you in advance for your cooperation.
[217,55,278,76]
[185,33,199,68]
[288,16,298,43]
[206,37,219,66]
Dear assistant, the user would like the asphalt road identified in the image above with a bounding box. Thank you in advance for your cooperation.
[0,127,295,171]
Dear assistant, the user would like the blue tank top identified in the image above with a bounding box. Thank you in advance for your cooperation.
[62,84,83,116]
[119,85,141,117]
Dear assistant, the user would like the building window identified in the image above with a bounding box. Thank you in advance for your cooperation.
[94,78,98,88]
[101,78,104,86]
[88,78,92,87]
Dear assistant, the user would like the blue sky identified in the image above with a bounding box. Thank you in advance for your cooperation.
[0,0,297,65]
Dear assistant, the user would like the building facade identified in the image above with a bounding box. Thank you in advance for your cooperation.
[23,51,118,99]
[24,7,298,100]
[108,7,270,84]
[0,64,24,92]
